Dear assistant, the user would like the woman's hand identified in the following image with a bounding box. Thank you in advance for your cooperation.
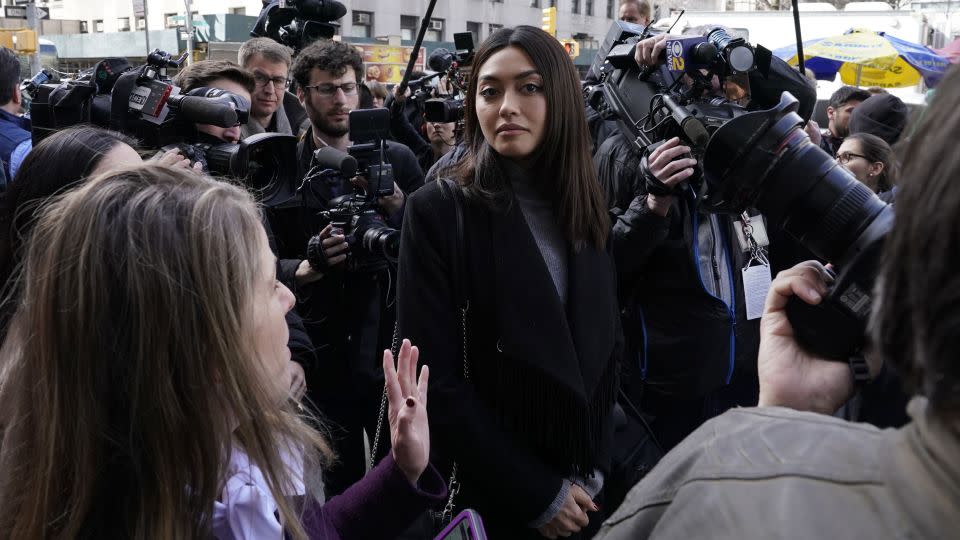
[537,484,597,539]
[384,339,430,485]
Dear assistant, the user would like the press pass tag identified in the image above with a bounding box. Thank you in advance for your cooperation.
[742,263,772,321]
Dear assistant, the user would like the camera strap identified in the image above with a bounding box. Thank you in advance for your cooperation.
[739,211,772,321]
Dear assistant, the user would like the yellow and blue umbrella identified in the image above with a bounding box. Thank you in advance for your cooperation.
[773,28,949,88]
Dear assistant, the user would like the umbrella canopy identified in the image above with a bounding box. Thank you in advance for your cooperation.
[934,38,960,64]
[773,29,949,88]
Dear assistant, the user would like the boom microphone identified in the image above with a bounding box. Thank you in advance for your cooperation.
[313,146,358,178]
[428,48,455,73]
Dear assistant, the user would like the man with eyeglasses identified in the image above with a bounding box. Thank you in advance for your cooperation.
[273,38,423,499]
[238,37,310,138]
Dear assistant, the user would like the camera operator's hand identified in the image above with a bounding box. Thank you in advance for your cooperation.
[634,33,671,67]
[351,176,406,215]
[295,259,324,287]
[317,223,349,266]
[757,261,881,414]
[154,149,204,172]
[645,137,697,217]
[384,339,430,486]
[804,120,822,147]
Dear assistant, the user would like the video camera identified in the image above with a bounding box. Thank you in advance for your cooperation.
[304,108,400,269]
[421,32,475,124]
[252,0,346,53]
[589,21,892,362]
[26,50,299,206]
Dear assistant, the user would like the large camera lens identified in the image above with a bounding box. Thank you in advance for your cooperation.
[424,98,464,124]
[701,92,892,359]
[361,225,400,263]
[701,92,887,266]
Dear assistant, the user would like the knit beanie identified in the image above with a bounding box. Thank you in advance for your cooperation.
[849,93,908,145]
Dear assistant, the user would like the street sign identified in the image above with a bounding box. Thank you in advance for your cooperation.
[5,5,49,19]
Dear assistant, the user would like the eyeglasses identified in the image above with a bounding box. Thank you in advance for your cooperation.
[253,73,290,89]
[836,152,868,164]
[303,82,358,97]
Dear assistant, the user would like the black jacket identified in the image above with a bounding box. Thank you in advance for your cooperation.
[398,181,620,535]
[596,131,760,399]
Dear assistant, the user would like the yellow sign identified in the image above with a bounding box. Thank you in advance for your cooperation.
[560,39,580,59]
[541,7,557,37]
[353,44,425,85]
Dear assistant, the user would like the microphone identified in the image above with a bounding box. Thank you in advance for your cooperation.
[167,95,240,127]
[428,48,455,73]
[313,146,358,178]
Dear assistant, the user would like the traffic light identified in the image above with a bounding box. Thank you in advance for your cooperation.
[541,7,557,37]
[0,30,38,53]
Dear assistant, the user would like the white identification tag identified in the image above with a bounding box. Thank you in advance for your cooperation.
[733,214,770,253]
[742,263,772,321]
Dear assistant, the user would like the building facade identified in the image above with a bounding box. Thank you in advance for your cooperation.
[41,0,624,49]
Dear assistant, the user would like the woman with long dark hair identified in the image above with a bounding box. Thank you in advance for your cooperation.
[397,26,619,539]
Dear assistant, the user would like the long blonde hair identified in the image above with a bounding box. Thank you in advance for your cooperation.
[0,164,330,539]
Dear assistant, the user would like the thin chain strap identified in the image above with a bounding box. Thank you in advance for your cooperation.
[440,302,470,523]
[370,321,401,470]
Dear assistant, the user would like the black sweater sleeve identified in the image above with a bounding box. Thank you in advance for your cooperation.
[397,184,564,523]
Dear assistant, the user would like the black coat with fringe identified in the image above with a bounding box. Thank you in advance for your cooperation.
[397,179,620,532]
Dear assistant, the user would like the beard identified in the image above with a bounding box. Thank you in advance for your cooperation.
[316,114,349,138]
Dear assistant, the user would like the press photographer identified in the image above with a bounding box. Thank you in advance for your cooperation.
[590,26,816,491]
[275,38,424,497]
[238,37,310,138]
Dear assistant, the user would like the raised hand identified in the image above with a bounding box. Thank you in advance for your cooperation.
[383,339,430,485]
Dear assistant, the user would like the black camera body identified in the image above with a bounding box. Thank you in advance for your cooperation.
[422,32,474,124]
[590,21,892,361]
[252,0,346,53]
[304,108,401,270]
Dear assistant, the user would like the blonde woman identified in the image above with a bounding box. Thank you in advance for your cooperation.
[0,164,444,539]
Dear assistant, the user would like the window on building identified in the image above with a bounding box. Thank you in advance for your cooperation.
[80,20,89,33]
[488,23,502,37]
[229,7,246,15]
[586,0,594,16]
[572,0,580,13]
[426,18,444,41]
[94,19,104,33]
[351,10,373,38]
[118,17,131,32]
[467,21,482,45]
[165,13,178,29]
[607,0,614,18]
[136,16,146,30]
[400,15,418,41]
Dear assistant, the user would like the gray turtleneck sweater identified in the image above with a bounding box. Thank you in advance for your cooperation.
[505,162,569,306]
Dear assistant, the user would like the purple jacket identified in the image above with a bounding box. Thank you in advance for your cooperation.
[304,455,447,539]
[213,449,446,539]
